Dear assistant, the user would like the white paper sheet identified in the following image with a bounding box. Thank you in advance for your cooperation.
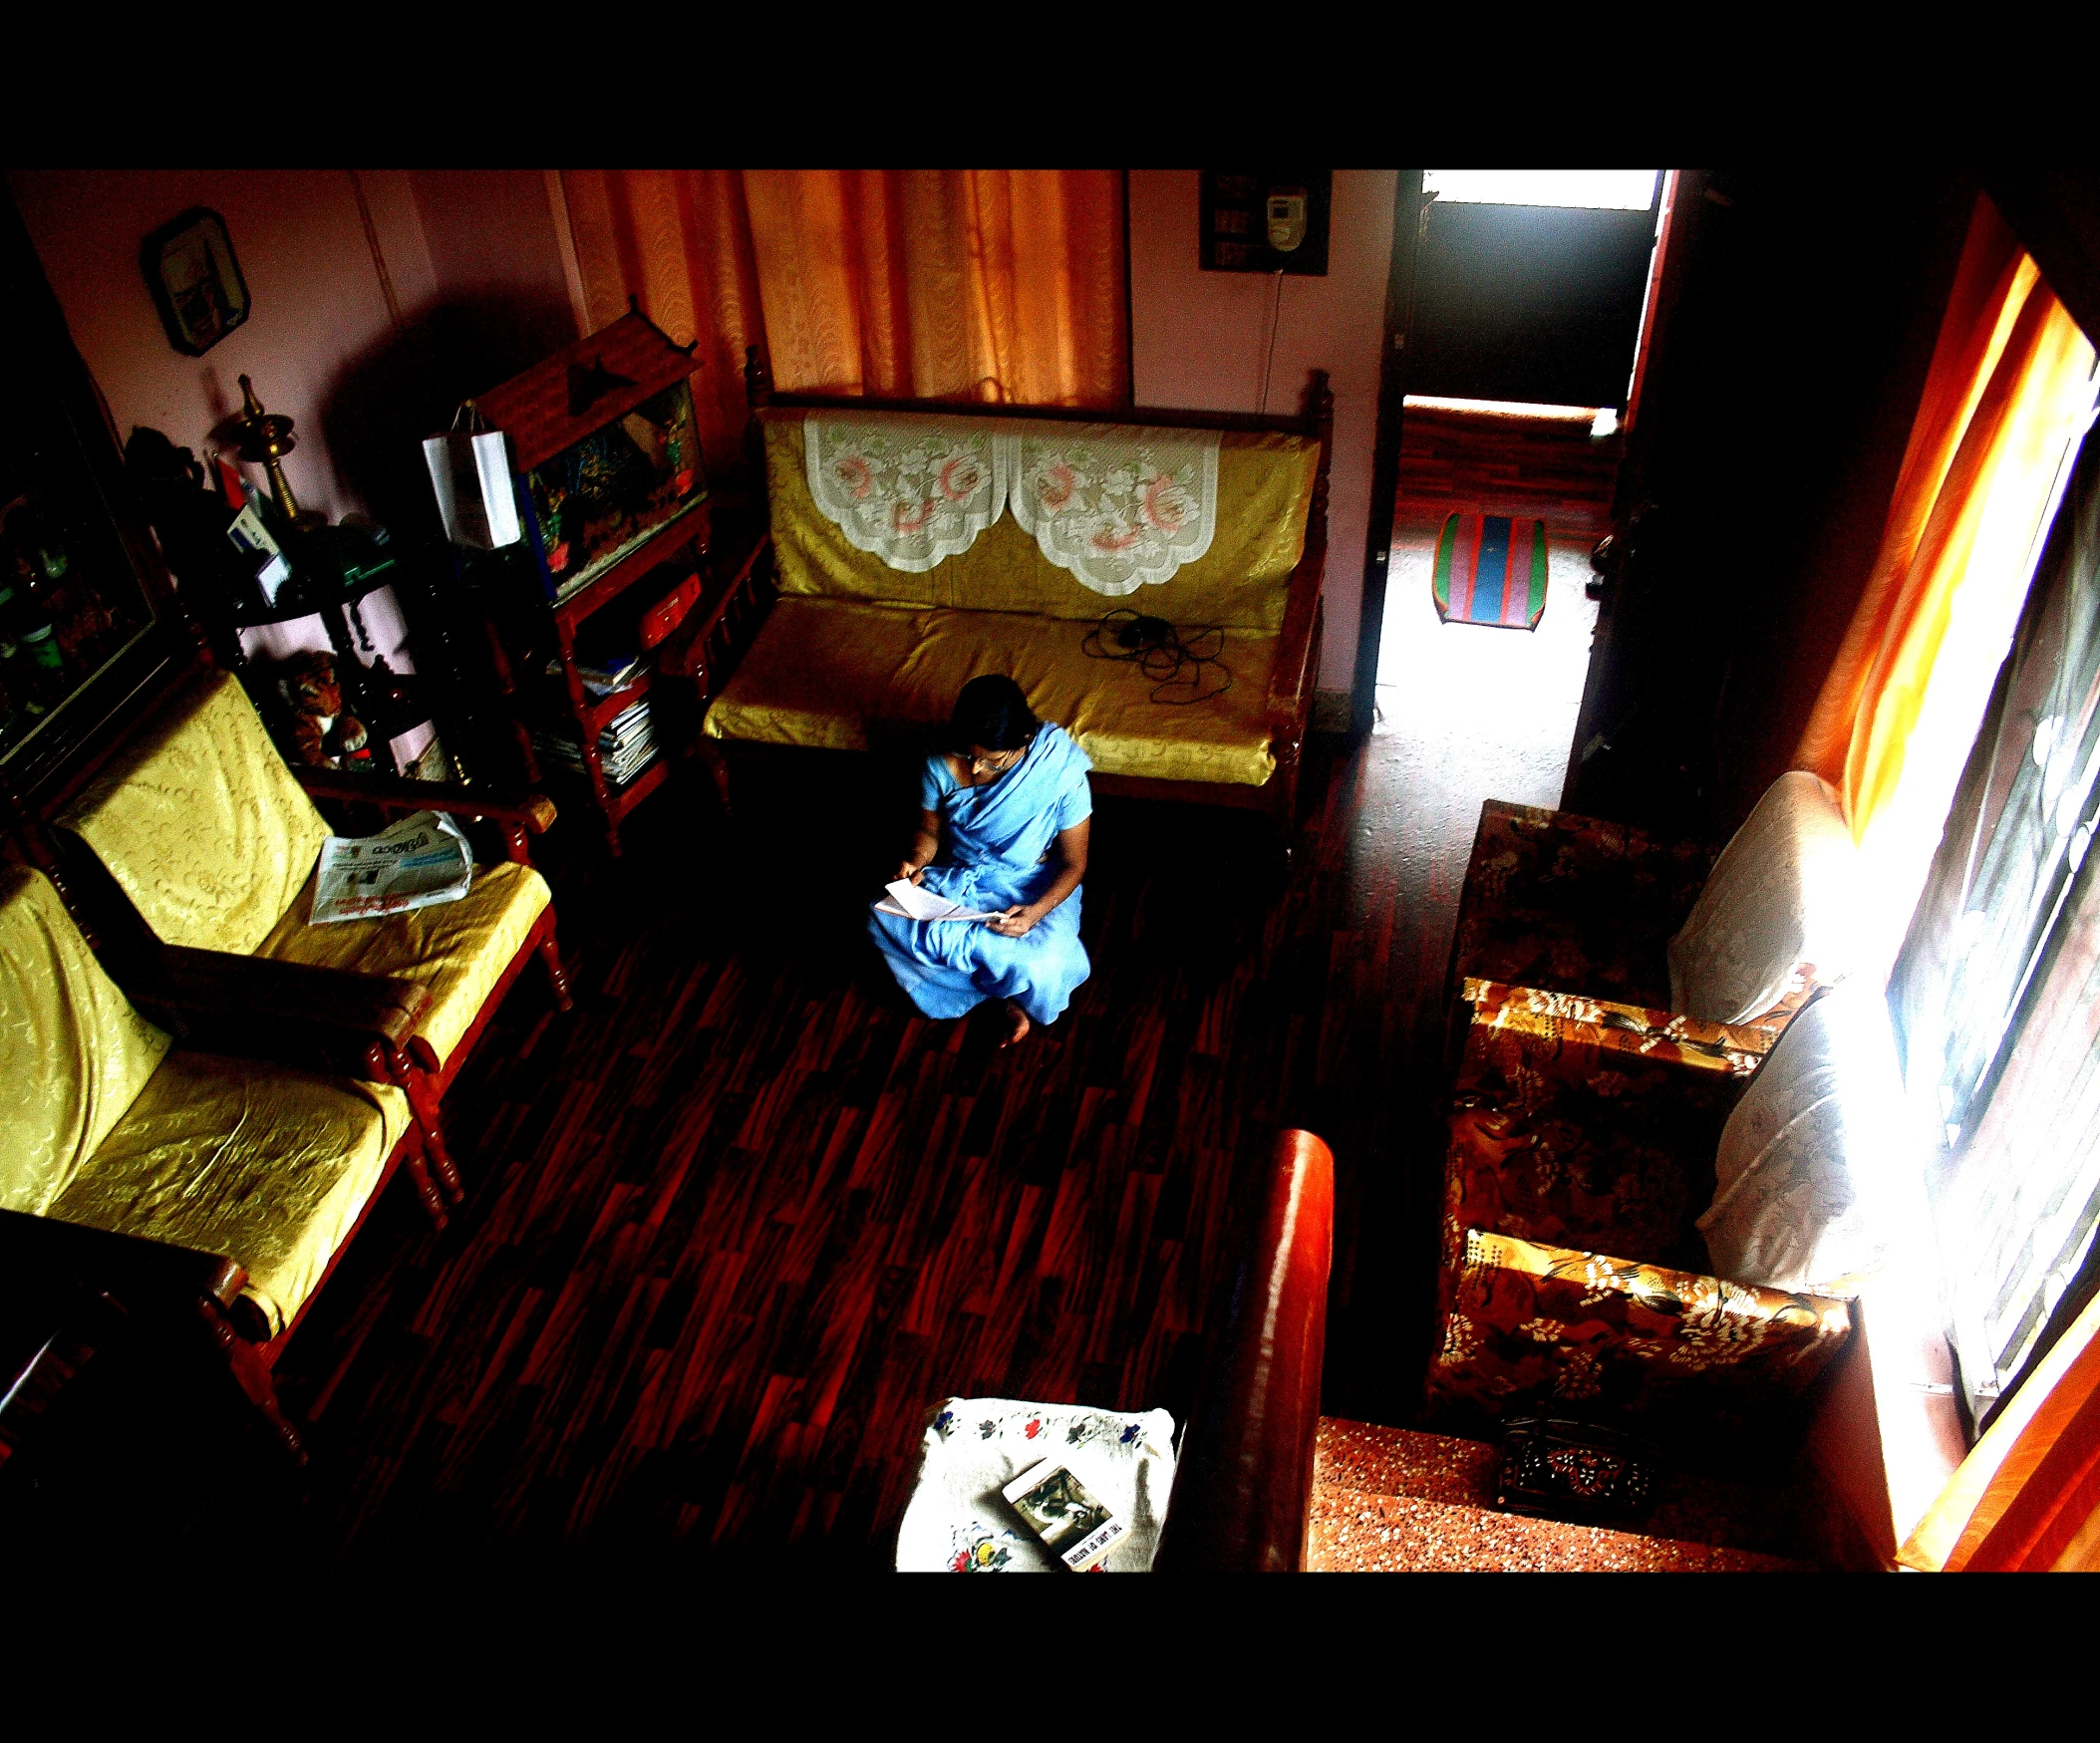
[875,878,1003,924]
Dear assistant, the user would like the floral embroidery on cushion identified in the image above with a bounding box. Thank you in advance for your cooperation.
[804,414,1009,573]
[1010,427,1220,596]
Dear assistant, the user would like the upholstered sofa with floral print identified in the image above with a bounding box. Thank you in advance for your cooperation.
[1446,777,1855,1046]
[1448,800,1716,1014]
[1422,979,1855,1435]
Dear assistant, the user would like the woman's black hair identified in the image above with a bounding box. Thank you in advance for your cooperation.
[949,674,1040,752]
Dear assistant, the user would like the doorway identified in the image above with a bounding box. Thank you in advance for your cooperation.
[1365,170,1673,811]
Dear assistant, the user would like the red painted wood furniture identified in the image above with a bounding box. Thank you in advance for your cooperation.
[1154,1127,1336,1573]
[40,662,572,1225]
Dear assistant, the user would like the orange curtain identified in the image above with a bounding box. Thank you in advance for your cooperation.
[1901,1286,2100,1572]
[558,169,767,491]
[558,169,1128,479]
[1796,195,2097,841]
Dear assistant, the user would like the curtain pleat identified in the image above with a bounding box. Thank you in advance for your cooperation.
[561,169,1128,473]
[1797,196,2096,844]
[558,168,765,488]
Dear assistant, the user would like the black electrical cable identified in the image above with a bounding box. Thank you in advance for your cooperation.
[1081,607,1231,705]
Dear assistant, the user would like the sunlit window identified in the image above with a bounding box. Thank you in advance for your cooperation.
[1424,170,1658,211]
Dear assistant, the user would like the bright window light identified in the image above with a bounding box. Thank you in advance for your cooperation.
[1424,170,1658,210]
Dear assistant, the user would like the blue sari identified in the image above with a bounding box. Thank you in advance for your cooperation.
[869,723,1093,1025]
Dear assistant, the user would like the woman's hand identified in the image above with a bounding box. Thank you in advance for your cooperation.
[894,861,927,886]
[988,904,1041,938]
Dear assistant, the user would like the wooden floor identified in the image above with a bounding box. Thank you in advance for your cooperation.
[222,415,1619,1567]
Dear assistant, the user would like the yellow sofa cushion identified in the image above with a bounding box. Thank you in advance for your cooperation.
[49,1051,409,1336]
[61,669,331,956]
[0,866,173,1215]
[761,410,1318,631]
[255,860,551,1069]
[706,597,1281,787]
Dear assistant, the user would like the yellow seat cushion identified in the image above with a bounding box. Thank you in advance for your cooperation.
[706,597,1281,786]
[49,1051,409,1336]
[255,860,551,1069]
[0,865,174,1215]
[61,669,331,956]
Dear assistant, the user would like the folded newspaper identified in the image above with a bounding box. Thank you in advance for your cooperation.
[311,810,475,926]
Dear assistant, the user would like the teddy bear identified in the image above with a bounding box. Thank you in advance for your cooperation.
[274,650,372,770]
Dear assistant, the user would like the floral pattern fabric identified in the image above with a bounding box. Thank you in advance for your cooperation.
[1425,1229,1853,1432]
[1443,984,1753,1276]
[1009,426,1220,596]
[1460,979,1772,1076]
[803,413,1009,573]
[1449,799,1716,1014]
[1448,799,1822,1039]
[1426,990,1854,1432]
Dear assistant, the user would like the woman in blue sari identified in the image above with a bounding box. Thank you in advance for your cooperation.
[870,676,1092,1045]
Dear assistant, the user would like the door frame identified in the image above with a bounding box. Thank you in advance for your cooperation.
[1349,170,1428,736]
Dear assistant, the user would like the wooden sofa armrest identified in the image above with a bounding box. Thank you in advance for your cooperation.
[1154,1128,1335,1573]
[1265,520,1328,722]
[126,944,432,1079]
[1459,976,1772,1071]
[295,770,556,834]
[0,1207,245,1309]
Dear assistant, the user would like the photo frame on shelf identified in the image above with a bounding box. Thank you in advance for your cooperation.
[143,206,250,357]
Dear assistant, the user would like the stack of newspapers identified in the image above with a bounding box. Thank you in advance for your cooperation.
[535,698,657,786]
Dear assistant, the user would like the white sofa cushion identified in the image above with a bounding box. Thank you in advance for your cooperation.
[1668,770,1861,1023]
[1697,981,1907,1295]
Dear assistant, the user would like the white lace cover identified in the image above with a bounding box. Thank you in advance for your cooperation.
[803,413,1008,573]
[1010,426,1220,596]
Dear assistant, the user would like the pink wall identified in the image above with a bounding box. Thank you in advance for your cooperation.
[15,165,1393,688]
[8,168,578,532]
[1128,170,1396,692]
[11,169,427,519]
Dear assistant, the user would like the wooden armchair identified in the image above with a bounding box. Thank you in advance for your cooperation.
[45,666,570,1219]
[1424,979,1854,1442]
[0,864,434,1462]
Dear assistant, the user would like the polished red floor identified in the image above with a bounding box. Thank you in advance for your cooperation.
[243,413,1619,1564]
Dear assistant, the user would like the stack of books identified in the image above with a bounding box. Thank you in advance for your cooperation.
[535,698,658,786]
[547,648,646,698]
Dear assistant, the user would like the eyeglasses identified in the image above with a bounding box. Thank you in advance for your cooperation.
[968,748,1022,774]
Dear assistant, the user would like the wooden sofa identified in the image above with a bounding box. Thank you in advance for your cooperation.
[42,664,570,1222]
[0,863,431,1460]
[698,354,1334,841]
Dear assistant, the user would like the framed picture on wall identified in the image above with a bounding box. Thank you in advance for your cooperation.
[143,206,250,356]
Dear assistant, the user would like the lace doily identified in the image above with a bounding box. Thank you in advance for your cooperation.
[803,414,1008,573]
[1010,426,1220,596]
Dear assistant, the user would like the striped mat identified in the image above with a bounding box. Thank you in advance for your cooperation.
[1432,512,1549,630]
